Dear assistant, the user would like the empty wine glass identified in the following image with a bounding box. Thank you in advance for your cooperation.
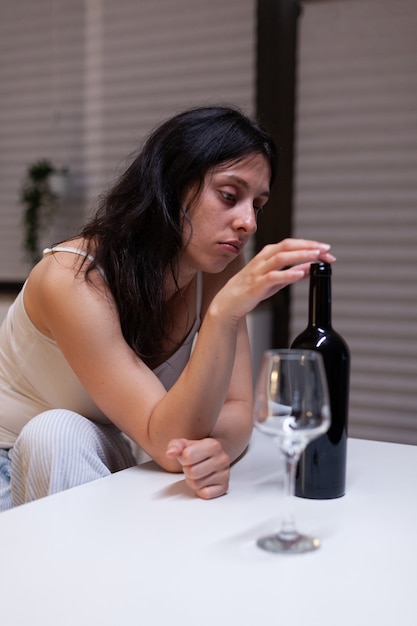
[253,349,331,554]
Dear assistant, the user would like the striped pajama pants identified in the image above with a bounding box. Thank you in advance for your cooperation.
[0,409,137,512]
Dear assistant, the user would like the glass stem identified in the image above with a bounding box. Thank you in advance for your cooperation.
[280,451,299,538]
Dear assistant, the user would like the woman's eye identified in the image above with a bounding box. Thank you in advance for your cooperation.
[221,191,235,203]
[254,205,264,216]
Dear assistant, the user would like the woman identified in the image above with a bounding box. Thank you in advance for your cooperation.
[0,106,335,510]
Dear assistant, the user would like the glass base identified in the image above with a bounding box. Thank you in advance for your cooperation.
[257,531,320,554]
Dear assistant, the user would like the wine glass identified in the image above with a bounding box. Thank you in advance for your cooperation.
[253,349,331,554]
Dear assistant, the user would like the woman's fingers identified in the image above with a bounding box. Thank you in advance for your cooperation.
[225,238,337,314]
[256,240,336,273]
[271,238,332,253]
[210,236,333,325]
[182,459,230,499]
[190,476,230,500]
[166,438,231,499]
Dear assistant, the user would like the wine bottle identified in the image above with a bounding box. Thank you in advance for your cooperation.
[291,262,350,499]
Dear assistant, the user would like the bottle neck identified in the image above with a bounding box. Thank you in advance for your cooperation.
[309,273,332,328]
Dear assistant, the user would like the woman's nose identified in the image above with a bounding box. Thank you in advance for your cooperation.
[233,202,257,234]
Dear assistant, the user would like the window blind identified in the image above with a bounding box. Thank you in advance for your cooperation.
[0,0,256,280]
[290,0,417,444]
[0,0,85,280]
[83,0,257,209]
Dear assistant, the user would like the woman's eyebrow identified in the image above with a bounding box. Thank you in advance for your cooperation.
[220,174,270,199]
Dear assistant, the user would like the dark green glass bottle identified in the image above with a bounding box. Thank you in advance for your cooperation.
[291,262,350,499]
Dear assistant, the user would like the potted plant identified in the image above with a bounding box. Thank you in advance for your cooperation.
[20,159,68,265]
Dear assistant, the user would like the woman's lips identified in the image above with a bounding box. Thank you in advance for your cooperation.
[219,240,242,254]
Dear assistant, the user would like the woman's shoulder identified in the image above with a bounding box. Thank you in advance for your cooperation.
[28,239,94,294]
[24,239,110,338]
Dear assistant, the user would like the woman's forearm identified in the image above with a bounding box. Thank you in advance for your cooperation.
[145,307,245,458]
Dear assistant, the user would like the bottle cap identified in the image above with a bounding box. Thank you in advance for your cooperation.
[310,262,332,276]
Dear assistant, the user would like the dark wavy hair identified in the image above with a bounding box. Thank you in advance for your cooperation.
[80,105,277,361]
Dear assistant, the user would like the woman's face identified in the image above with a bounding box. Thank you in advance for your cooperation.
[180,152,271,277]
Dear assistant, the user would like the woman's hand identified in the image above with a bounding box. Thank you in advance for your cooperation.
[211,238,336,322]
[166,438,231,499]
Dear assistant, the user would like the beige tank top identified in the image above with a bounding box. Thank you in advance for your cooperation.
[0,247,202,447]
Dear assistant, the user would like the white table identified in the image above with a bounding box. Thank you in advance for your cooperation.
[0,430,416,626]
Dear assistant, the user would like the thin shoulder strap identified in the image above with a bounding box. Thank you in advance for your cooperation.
[43,246,106,280]
[43,246,95,263]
